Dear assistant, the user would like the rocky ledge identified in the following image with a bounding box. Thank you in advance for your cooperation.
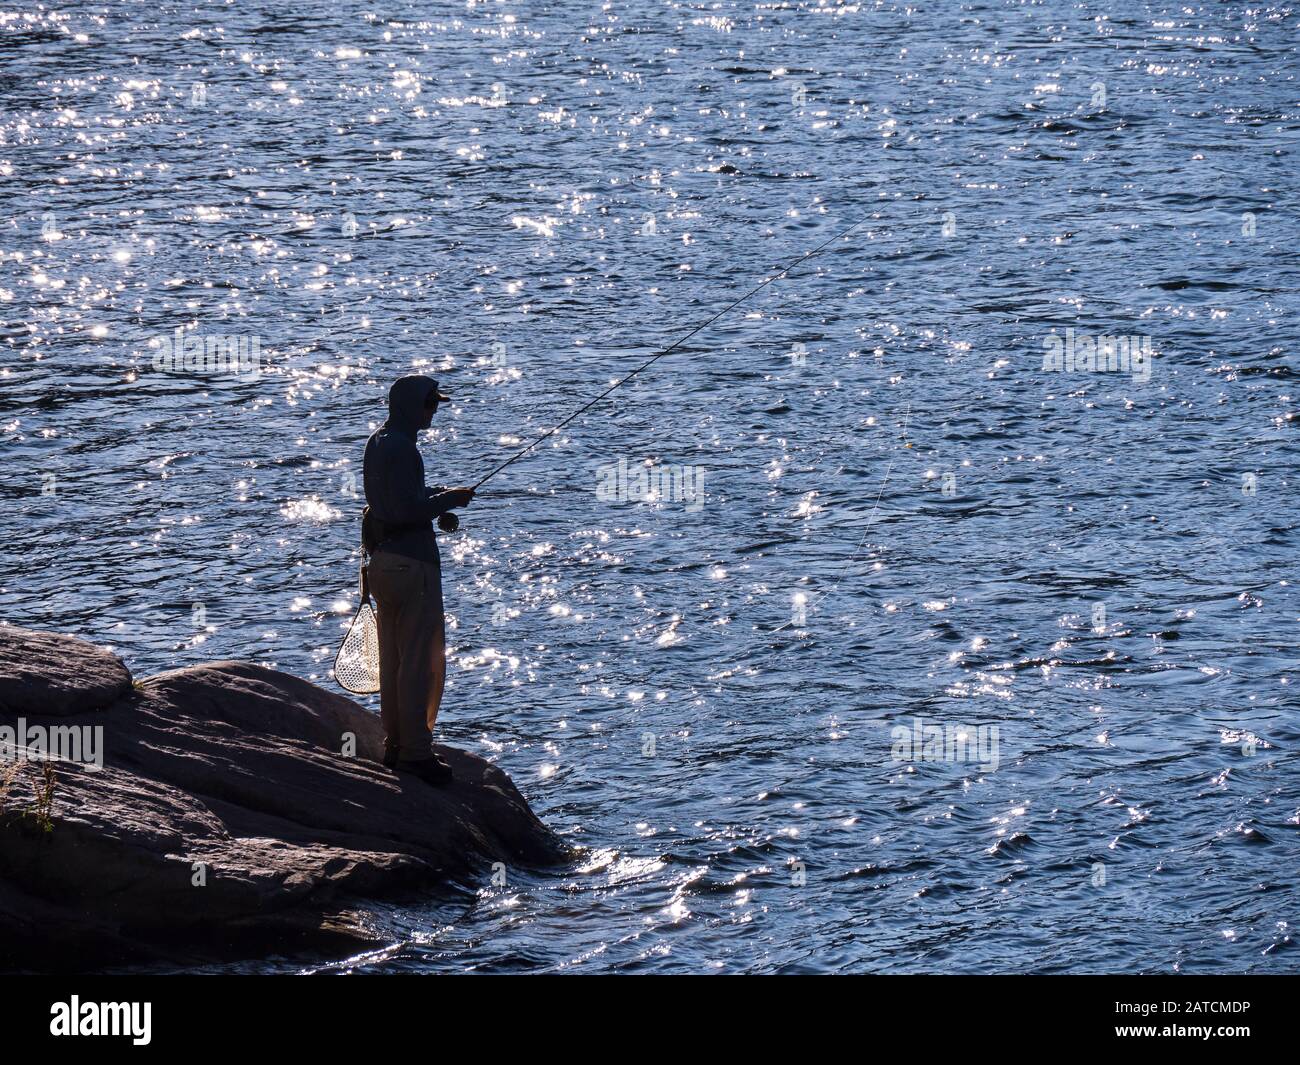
[0,625,566,972]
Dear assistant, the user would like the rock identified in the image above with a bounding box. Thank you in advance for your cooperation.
[0,626,567,972]
[0,625,132,716]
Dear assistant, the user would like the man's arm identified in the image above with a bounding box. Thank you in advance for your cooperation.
[425,485,469,517]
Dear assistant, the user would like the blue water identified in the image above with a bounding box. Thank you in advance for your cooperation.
[1,1,1297,974]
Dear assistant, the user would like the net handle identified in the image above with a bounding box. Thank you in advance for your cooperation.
[359,507,372,605]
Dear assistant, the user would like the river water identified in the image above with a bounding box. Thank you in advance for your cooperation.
[1,1,1297,973]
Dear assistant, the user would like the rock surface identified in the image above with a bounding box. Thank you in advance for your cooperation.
[0,624,566,971]
[0,628,132,716]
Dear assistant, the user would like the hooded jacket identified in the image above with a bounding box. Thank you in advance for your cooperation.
[362,374,460,564]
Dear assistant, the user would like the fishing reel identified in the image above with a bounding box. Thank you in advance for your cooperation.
[437,512,460,533]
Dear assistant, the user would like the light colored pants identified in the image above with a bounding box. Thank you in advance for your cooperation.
[368,551,446,761]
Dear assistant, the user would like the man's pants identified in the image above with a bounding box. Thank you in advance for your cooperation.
[368,551,446,762]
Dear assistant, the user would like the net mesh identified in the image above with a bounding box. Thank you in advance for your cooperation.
[334,601,380,694]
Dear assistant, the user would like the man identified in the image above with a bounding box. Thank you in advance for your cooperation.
[363,374,474,786]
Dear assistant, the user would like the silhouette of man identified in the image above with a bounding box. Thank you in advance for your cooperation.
[363,375,473,785]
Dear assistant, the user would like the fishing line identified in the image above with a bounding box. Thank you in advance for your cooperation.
[471,215,868,491]
[468,400,914,689]
[764,400,910,637]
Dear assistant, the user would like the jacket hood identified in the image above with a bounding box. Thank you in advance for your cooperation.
[385,374,438,436]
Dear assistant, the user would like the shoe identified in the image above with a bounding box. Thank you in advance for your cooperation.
[396,754,454,787]
[382,749,399,770]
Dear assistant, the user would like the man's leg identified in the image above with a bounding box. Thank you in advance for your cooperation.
[424,561,447,734]
[394,559,446,760]
[369,553,420,762]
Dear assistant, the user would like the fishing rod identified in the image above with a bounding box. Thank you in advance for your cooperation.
[470,215,867,493]
[344,214,876,691]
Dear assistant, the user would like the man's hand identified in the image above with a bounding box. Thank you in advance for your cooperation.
[445,486,475,509]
